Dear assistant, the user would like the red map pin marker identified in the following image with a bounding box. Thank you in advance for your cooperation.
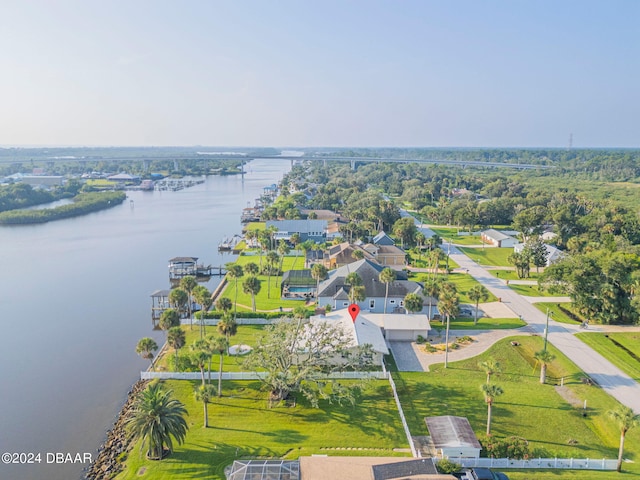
[348,304,360,322]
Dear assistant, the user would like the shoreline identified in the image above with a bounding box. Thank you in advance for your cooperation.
[84,379,149,480]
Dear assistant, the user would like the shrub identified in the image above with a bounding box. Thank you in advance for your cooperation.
[480,435,531,459]
[436,458,461,474]
[416,335,426,344]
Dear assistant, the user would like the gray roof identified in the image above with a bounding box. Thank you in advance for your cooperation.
[317,259,418,299]
[169,256,198,263]
[425,416,481,450]
[372,458,438,480]
[482,229,514,242]
[373,231,395,245]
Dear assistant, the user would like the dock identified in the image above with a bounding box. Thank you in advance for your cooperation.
[168,256,226,280]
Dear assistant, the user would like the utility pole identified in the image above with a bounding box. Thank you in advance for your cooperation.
[544,308,552,351]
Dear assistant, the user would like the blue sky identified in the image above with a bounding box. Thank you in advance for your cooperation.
[1,1,638,147]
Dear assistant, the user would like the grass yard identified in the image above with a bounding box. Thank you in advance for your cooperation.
[115,379,410,480]
[488,269,540,281]
[458,246,513,267]
[154,325,266,372]
[439,317,527,330]
[393,335,640,479]
[242,222,266,231]
[428,226,485,246]
[576,332,640,381]
[508,283,555,297]
[534,303,582,325]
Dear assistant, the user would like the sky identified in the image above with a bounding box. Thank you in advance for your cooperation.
[0,0,638,148]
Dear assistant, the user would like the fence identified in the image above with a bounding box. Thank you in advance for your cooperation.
[448,456,618,470]
[387,370,418,458]
[141,370,388,381]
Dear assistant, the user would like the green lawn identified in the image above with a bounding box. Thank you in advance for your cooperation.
[428,227,485,246]
[116,379,410,480]
[488,269,540,281]
[458,246,513,267]
[242,222,266,231]
[534,303,582,325]
[222,255,311,311]
[394,335,640,479]
[154,325,266,372]
[439,317,527,330]
[576,332,640,381]
[508,283,556,297]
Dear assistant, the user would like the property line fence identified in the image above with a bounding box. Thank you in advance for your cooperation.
[387,369,419,458]
[448,456,618,470]
[141,370,388,381]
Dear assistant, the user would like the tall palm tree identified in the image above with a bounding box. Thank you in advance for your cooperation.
[345,272,363,304]
[415,232,426,261]
[192,285,213,339]
[608,405,640,472]
[468,285,489,325]
[289,233,301,267]
[379,267,396,314]
[242,276,261,312]
[167,327,186,371]
[478,359,501,384]
[217,314,238,345]
[429,248,445,281]
[190,340,210,387]
[225,263,244,319]
[404,292,424,313]
[438,284,459,368]
[216,297,233,315]
[534,349,556,384]
[481,383,504,435]
[277,239,290,273]
[169,288,188,326]
[208,334,229,396]
[125,382,188,460]
[194,384,216,428]
[266,250,279,298]
[424,277,442,321]
[311,263,328,300]
[158,309,180,335]
[179,276,198,330]
[244,262,259,276]
[135,337,158,371]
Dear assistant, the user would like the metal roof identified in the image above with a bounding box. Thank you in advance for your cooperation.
[227,459,300,480]
[425,416,481,449]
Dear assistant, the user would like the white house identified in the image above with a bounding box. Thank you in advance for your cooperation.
[513,242,565,266]
[480,229,518,248]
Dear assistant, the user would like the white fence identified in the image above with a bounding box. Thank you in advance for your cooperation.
[449,456,618,470]
[387,371,418,458]
[141,370,388,381]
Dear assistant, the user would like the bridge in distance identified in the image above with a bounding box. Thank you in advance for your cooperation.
[0,152,553,170]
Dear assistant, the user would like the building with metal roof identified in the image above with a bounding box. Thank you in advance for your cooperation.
[425,416,481,459]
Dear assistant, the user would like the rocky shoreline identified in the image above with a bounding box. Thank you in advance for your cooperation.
[84,379,150,480]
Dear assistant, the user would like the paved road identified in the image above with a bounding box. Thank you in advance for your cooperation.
[445,242,640,413]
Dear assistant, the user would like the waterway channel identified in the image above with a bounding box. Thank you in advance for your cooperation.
[0,159,290,480]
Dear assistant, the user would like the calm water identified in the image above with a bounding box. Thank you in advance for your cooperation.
[0,159,290,480]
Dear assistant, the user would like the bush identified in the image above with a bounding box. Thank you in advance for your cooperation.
[416,335,426,344]
[436,458,461,474]
[480,435,531,459]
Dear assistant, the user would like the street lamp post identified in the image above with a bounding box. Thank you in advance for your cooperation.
[544,308,553,351]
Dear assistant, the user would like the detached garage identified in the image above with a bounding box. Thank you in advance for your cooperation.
[425,416,481,459]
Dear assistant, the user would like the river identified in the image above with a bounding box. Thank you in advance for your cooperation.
[0,159,290,480]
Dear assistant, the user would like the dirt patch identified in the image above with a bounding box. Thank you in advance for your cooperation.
[555,386,582,407]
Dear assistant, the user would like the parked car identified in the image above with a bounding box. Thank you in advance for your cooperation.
[461,467,509,480]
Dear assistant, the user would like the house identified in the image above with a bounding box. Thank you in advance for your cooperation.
[425,416,482,459]
[372,231,395,246]
[316,259,435,316]
[266,220,328,243]
[310,310,389,364]
[480,229,518,248]
[513,242,566,266]
[361,243,407,268]
[315,309,431,342]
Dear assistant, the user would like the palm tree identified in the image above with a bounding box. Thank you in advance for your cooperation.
[277,239,290,273]
[438,284,459,368]
[311,263,328,300]
[243,276,261,312]
[194,384,216,428]
[125,382,188,460]
[216,297,233,315]
[349,285,366,304]
[352,248,365,260]
[608,405,640,472]
[468,285,489,325]
[379,267,396,314]
[159,309,180,335]
[179,276,198,330]
[169,288,188,326]
[225,263,243,319]
[429,248,445,281]
[534,349,556,384]
[217,314,238,345]
[478,359,501,384]
[404,292,424,313]
[424,277,442,321]
[415,232,426,261]
[190,340,210,387]
[345,271,363,304]
[266,250,279,298]
[208,334,229,396]
[481,383,504,435]
[167,327,186,371]
[244,262,259,276]
[192,285,213,339]
[135,337,158,371]
[289,233,301,267]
